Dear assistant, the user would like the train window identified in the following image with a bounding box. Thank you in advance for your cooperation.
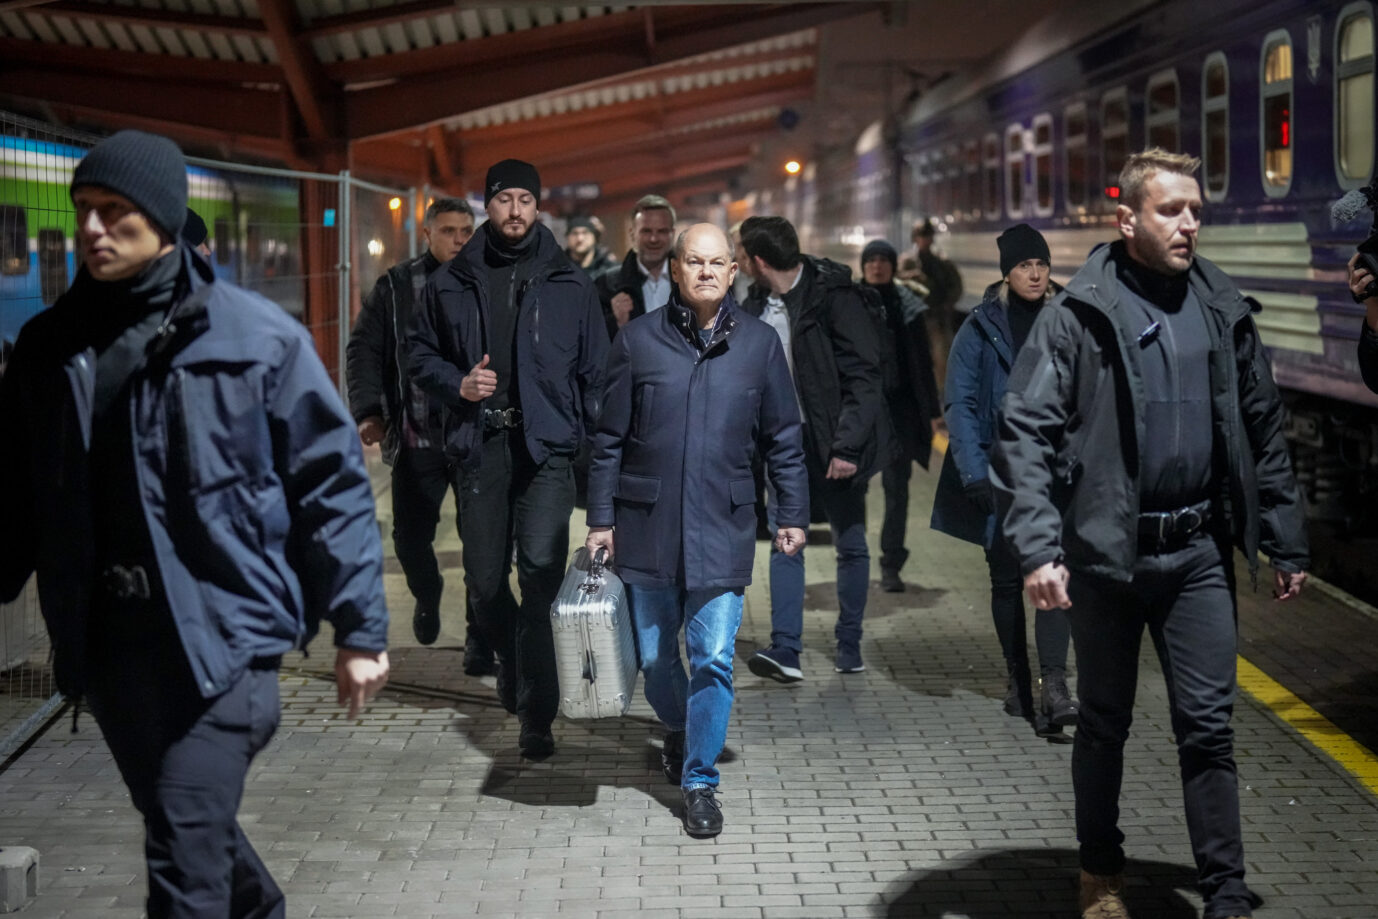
[964,139,981,220]
[1336,4,1375,188]
[213,216,232,266]
[1065,103,1089,213]
[37,229,67,306]
[1261,30,1294,196]
[1202,52,1230,200]
[1101,88,1129,204]
[983,133,1001,217]
[1032,114,1054,216]
[1146,69,1180,152]
[1005,123,1026,219]
[0,205,26,276]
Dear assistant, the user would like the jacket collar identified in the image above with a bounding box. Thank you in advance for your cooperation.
[449,221,574,286]
[1063,240,1249,327]
[666,292,740,354]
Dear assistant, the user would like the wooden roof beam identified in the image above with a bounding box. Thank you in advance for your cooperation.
[597,155,752,200]
[540,138,759,192]
[0,35,280,84]
[42,103,297,167]
[257,0,339,144]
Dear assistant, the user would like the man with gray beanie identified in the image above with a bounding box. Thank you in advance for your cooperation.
[409,158,608,759]
[0,129,390,917]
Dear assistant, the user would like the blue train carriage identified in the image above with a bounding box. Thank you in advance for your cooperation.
[0,131,306,343]
[894,0,1378,525]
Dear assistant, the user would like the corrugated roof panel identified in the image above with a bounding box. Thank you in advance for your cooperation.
[239,0,261,20]
[532,6,556,28]
[358,27,386,57]
[508,7,532,31]
[457,9,483,40]
[382,21,408,53]
[0,13,31,39]
[208,0,243,21]
[482,8,507,36]
[75,17,108,49]
[206,31,237,60]
[407,17,434,50]
[231,32,261,62]
[257,34,277,63]
[560,6,582,22]
[182,29,212,59]
[155,26,190,56]
[430,13,456,44]
[309,34,335,62]
[105,21,138,52]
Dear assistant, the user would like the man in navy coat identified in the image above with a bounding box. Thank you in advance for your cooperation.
[585,224,808,838]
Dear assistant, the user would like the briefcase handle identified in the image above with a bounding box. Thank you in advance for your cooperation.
[579,547,609,596]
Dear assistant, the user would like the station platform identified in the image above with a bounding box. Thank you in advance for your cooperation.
[2,446,1376,919]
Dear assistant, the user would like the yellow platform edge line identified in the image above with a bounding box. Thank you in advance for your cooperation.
[1236,656,1378,791]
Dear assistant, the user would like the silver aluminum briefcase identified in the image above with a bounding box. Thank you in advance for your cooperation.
[550,547,638,719]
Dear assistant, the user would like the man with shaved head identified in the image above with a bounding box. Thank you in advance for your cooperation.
[586,224,807,838]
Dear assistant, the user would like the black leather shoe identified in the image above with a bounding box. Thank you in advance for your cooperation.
[519,727,555,760]
[1042,670,1080,726]
[463,632,496,677]
[1003,659,1033,719]
[661,730,685,785]
[682,787,722,837]
[880,568,905,592]
[412,600,440,646]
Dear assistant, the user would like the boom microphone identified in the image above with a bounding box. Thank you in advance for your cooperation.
[1331,188,1374,226]
[1331,172,1378,301]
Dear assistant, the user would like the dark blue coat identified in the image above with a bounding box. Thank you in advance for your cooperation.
[407,221,608,468]
[930,281,1014,548]
[0,245,389,700]
[587,295,808,589]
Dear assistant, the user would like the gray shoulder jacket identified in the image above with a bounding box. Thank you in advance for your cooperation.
[991,244,1309,585]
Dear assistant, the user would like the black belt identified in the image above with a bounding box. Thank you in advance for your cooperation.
[1137,499,1212,554]
[101,563,151,600]
[483,407,523,431]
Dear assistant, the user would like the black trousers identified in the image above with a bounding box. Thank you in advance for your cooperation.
[458,429,574,733]
[392,446,481,645]
[985,532,1069,676]
[1067,530,1249,919]
[85,605,283,919]
[879,455,911,572]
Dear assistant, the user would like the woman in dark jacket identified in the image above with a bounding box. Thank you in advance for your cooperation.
[930,224,1078,740]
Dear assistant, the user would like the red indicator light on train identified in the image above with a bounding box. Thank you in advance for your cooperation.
[1281,118,1289,148]
[1105,186,1121,199]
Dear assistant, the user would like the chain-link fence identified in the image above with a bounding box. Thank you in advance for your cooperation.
[0,110,413,754]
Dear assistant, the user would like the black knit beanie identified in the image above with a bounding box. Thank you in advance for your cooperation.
[566,215,599,239]
[484,159,541,207]
[181,207,208,247]
[861,239,898,270]
[71,130,187,240]
[997,223,1051,277]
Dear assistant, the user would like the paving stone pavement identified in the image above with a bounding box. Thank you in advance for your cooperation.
[2,451,1376,918]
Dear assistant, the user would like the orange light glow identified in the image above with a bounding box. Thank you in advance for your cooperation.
[388,197,402,211]
[784,160,802,175]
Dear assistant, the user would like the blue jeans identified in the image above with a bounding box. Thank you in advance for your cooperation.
[766,471,870,653]
[626,585,744,790]
[1067,531,1248,918]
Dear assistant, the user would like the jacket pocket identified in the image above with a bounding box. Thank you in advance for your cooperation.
[614,472,660,504]
[632,383,655,441]
[729,477,756,507]
[167,364,269,494]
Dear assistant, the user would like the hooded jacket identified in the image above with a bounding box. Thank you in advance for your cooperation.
[742,256,893,482]
[587,293,808,589]
[0,244,389,700]
[991,243,1309,583]
[931,279,1062,547]
[407,221,608,469]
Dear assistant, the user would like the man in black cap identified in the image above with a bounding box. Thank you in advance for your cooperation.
[993,149,1308,919]
[859,239,941,593]
[565,214,617,280]
[346,197,493,672]
[0,129,390,918]
[409,158,608,758]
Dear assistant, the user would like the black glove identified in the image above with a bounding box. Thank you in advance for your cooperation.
[964,478,995,515]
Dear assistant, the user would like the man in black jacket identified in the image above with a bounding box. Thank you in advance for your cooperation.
[346,198,490,669]
[0,130,390,919]
[993,149,1309,919]
[565,214,617,280]
[585,224,807,837]
[408,160,608,759]
[860,239,942,592]
[738,216,892,678]
[594,194,675,339]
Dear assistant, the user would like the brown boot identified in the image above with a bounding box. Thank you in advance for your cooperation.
[1078,870,1131,919]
